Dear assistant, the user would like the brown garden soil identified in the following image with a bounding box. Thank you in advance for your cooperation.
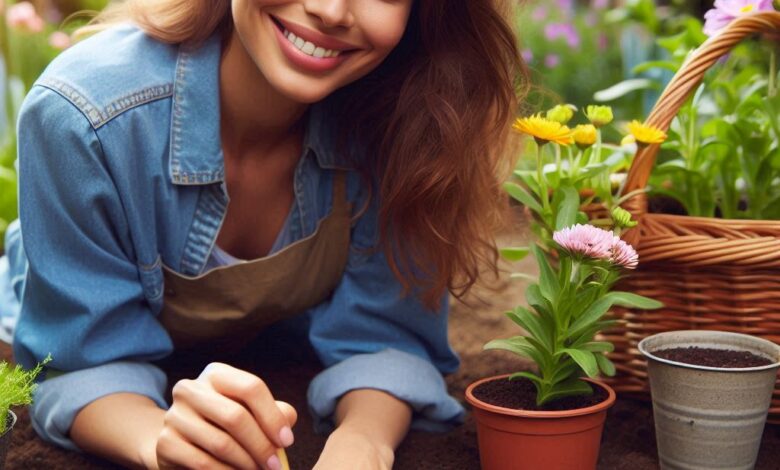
[654,347,774,368]
[472,376,609,412]
[2,208,780,469]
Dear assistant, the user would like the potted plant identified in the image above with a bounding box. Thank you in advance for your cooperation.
[465,222,663,470]
[0,356,49,469]
[639,330,780,470]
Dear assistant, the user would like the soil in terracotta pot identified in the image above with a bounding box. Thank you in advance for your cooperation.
[653,347,774,368]
[472,376,609,411]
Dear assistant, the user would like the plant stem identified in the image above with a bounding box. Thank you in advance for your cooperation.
[537,144,550,214]
[555,144,562,180]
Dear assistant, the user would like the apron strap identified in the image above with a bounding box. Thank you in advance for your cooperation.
[332,170,351,216]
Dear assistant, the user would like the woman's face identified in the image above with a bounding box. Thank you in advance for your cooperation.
[231,0,414,104]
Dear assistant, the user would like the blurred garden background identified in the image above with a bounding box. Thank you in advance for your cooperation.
[0,0,773,249]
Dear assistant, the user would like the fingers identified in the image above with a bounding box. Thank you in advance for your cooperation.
[276,400,298,429]
[156,426,235,470]
[172,379,278,469]
[164,402,258,470]
[199,363,295,448]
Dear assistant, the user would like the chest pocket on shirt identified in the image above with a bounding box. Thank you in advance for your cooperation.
[138,255,164,304]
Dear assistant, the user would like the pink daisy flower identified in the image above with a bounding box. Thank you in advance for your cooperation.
[553,224,615,261]
[610,238,639,269]
[703,0,774,36]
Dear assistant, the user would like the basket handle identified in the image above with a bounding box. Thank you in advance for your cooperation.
[622,11,780,196]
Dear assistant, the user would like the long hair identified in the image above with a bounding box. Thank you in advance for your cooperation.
[77,0,528,309]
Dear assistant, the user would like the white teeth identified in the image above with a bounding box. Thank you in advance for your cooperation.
[283,29,341,59]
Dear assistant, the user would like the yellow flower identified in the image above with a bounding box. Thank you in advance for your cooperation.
[512,114,574,146]
[572,124,597,149]
[627,120,667,145]
[546,104,575,125]
[585,105,614,127]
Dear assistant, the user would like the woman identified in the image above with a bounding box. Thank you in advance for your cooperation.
[0,0,523,468]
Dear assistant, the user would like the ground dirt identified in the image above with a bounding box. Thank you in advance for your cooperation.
[2,209,779,469]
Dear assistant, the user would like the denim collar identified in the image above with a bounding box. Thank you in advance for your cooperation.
[168,33,354,185]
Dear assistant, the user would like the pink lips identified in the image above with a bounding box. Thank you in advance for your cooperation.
[271,16,356,74]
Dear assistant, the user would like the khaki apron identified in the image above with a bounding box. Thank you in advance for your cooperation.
[158,171,351,351]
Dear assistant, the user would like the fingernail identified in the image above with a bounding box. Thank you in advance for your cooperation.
[279,426,294,447]
[266,454,281,470]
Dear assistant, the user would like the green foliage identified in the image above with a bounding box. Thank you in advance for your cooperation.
[488,242,662,406]
[641,22,780,218]
[0,355,51,434]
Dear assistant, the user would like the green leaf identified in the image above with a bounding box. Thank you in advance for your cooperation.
[596,354,616,377]
[549,362,580,386]
[560,348,599,377]
[531,244,559,301]
[554,186,580,231]
[485,337,544,366]
[593,78,658,102]
[541,377,593,404]
[608,291,663,310]
[631,60,680,75]
[499,247,530,262]
[504,182,542,213]
[568,292,661,341]
[506,307,553,352]
[581,342,615,353]
[508,371,543,388]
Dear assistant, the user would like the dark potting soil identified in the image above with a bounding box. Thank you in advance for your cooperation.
[653,346,774,368]
[472,376,609,411]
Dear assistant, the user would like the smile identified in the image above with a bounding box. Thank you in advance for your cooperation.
[282,30,342,58]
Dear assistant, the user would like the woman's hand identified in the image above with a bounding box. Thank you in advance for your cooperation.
[313,426,395,470]
[153,362,297,470]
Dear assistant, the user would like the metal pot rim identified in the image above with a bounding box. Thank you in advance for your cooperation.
[638,330,780,373]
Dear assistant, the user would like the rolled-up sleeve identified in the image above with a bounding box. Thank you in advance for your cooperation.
[307,190,464,433]
[12,86,173,449]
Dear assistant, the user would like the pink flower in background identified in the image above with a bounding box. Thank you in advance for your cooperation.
[532,5,548,21]
[6,1,44,33]
[544,54,560,68]
[48,31,71,50]
[544,22,580,49]
[592,0,609,9]
[521,49,534,63]
[553,225,615,261]
[703,0,774,36]
[610,238,639,269]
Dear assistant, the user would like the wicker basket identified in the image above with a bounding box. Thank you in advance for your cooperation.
[597,11,780,423]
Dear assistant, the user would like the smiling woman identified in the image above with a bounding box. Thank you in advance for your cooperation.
[1,0,525,469]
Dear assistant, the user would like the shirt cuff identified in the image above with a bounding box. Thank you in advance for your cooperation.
[30,361,169,451]
[307,348,465,434]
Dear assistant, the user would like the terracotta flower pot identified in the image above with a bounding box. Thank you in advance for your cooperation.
[639,330,780,470]
[0,410,17,470]
[465,375,616,470]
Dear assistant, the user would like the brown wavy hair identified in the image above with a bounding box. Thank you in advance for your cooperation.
[77,0,527,309]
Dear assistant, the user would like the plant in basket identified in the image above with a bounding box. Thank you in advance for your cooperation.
[0,355,49,470]
[465,220,662,470]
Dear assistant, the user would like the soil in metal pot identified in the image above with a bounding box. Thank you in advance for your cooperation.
[653,347,774,368]
[472,376,609,411]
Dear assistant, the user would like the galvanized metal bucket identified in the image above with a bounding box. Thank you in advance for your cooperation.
[639,331,780,470]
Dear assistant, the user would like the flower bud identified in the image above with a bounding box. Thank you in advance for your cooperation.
[585,105,614,127]
[611,207,637,229]
[572,124,597,149]
[546,104,575,124]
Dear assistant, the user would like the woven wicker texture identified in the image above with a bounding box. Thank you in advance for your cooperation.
[595,11,780,423]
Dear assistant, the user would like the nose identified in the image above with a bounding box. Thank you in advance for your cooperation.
[303,0,355,28]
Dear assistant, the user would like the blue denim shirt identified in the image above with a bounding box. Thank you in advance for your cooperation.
[0,24,464,451]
